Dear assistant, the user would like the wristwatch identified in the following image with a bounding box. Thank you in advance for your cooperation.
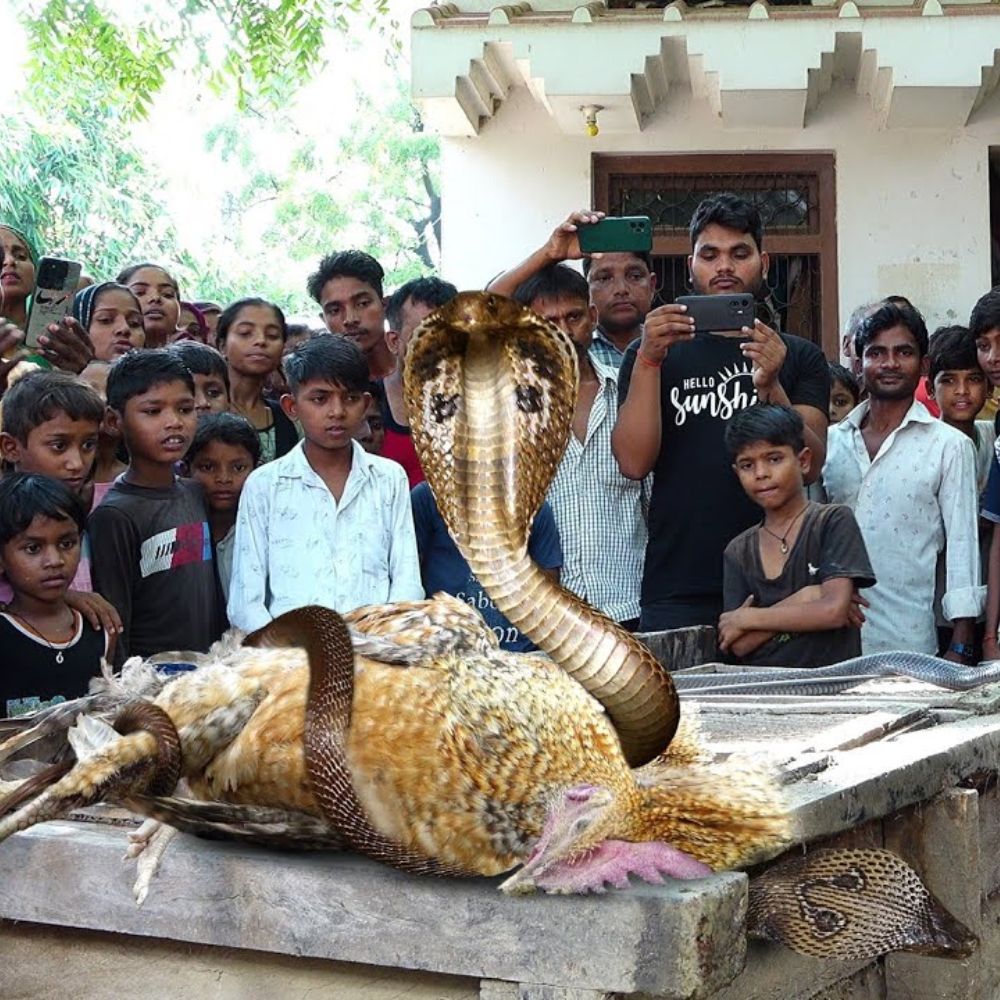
[949,642,976,661]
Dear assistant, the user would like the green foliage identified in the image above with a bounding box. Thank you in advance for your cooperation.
[14,0,398,120]
[0,104,183,280]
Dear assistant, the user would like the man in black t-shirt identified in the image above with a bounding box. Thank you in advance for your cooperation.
[612,194,830,631]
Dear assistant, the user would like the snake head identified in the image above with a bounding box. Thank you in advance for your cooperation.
[403,291,578,549]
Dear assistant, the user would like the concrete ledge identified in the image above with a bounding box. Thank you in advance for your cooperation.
[0,821,748,998]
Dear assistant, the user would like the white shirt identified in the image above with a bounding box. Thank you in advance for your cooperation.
[228,440,423,632]
[823,399,984,654]
[546,354,648,622]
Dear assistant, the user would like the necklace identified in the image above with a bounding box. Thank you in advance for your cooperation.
[4,608,76,664]
[760,504,809,555]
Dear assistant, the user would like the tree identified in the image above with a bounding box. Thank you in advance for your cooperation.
[14,0,398,120]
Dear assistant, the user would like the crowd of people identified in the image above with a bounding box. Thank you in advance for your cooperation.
[2,191,1000,719]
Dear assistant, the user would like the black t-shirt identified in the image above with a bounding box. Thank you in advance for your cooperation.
[89,477,223,665]
[0,612,108,717]
[722,503,875,666]
[618,332,830,608]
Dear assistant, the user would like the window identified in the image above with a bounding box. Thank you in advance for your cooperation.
[594,152,838,356]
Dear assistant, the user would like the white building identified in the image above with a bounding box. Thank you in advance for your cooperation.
[410,0,1000,357]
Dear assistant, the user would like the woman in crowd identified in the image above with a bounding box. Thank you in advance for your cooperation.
[215,297,296,463]
[176,301,209,343]
[71,283,145,361]
[0,225,36,331]
[116,262,181,349]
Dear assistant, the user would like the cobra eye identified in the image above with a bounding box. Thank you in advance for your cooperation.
[431,392,459,422]
[516,384,543,414]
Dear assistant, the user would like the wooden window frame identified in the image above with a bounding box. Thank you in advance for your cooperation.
[592,152,839,357]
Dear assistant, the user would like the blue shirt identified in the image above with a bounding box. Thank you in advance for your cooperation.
[411,482,563,651]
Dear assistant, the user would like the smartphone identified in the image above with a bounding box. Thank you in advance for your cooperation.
[675,293,755,334]
[578,216,652,254]
[24,256,82,348]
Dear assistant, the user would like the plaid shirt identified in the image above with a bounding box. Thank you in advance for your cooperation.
[546,353,649,622]
[588,328,629,369]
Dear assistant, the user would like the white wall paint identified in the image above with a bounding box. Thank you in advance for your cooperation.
[439,83,994,342]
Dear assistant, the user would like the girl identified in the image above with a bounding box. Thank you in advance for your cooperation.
[828,363,861,424]
[215,297,296,463]
[0,474,112,716]
[116,262,181,350]
[176,301,209,343]
[0,225,37,331]
[71,282,145,361]
[78,361,127,506]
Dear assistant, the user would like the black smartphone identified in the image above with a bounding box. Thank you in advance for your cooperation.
[675,293,755,334]
[577,216,652,254]
[24,256,82,348]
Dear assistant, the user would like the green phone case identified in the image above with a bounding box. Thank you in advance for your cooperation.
[578,216,653,254]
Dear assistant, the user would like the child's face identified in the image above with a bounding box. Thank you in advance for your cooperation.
[192,372,230,416]
[188,440,255,513]
[114,379,197,465]
[975,327,1000,388]
[89,288,145,360]
[282,378,369,453]
[318,276,386,355]
[0,412,99,495]
[931,367,990,425]
[0,514,81,605]
[829,379,856,424]
[356,400,385,454]
[125,266,180,348]
[732,440,809,511]
[220,305,285,377]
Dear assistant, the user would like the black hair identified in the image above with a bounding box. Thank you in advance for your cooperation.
[116,262,179,294]
[970,287,1000,339]
[283,334,369,394]
[0,370,105,443]
[385,276,458,330]
[927,325,980,382]
[106,349,195,412]
[285,323,314,343]
[828,363,860,404]
[854,301,929,359]
[582,251,652,277]
[689,193,764,252]
[0,472,88,548]
[307,250,385,304]
[724,404,805,461]
[215,297,287,348]
[167,341,230,391]
[511,264,589,309]
[185,411,261,467]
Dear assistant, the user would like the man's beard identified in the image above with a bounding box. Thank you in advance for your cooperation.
[692,269,765,298]
[865,376,918,401]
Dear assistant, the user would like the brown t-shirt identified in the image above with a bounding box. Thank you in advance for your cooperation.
[722,502,876,667]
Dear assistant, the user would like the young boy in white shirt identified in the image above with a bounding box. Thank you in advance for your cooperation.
[227,335,422,632]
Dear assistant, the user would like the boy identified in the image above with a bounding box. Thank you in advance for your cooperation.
[167,340,231,416]
[720,405,875,666]
[306,250,395,381]
[88,350,222,663]
[0,370,121,634]
[0,474,111,717]
[228,335,422,632]
[184,412,260,602]
[926,325,994,493]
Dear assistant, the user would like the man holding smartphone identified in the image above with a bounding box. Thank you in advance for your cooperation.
[612,194,830,631]
[487,210,656,369]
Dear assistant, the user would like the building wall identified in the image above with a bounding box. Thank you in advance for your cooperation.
[440,83,993,342]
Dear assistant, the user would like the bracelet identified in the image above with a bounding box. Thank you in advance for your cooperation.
[949,641,975,660]
[636,352,661,370]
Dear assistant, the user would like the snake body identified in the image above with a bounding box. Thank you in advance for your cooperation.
[404,292,677,767]
[675,651,1000,697]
